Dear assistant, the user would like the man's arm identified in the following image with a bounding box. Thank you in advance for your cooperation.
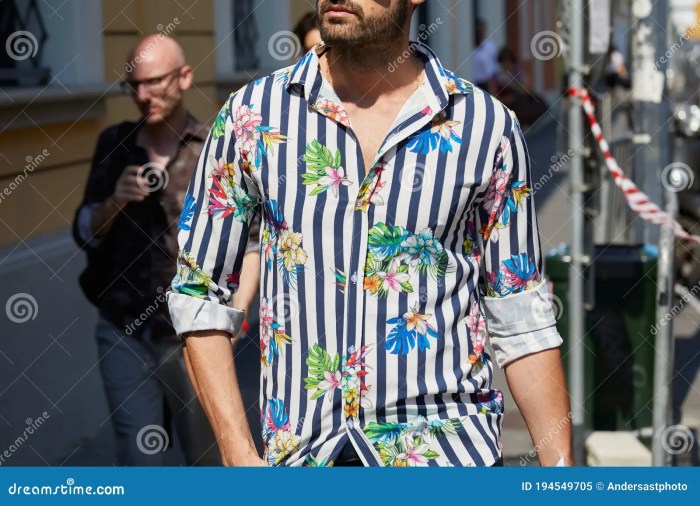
[182,330,265,466]
[231,217,262,320]
[167,92,264,466]
[505,348,574,465]
[90,166,149,237]
[475,108,572,465]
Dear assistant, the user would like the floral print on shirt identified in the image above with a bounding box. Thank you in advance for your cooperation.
[305,344,373,419]
[172,250,212,298]
[480,136,532,242]
[259,297,292,366]
[261,199,308,288]
[302,140,353,197]
[407,111,462,154]
[232,104,287,170]
[207,157,257,222]
[364,223,449,298]
[364,415,467,467]
[386,302,440,355]
[262,398,301,465]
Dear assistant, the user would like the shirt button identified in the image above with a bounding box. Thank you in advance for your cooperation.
[350,272,358,284]
[347,417,355,429]
[355,199,363,207]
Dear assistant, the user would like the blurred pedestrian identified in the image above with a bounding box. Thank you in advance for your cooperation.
[72,35,259,466]
[473,18,499,89]
[491,47,547,125]
[604,44,630,89]
[294,11,322,52]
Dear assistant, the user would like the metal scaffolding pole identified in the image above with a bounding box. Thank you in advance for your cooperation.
[628,0,674,466]
[567,0,586,466]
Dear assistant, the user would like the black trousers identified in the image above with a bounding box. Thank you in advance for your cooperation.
[333,441,504,467]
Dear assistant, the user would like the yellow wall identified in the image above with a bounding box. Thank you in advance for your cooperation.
[0,0,325,248]
[0,0,221,248]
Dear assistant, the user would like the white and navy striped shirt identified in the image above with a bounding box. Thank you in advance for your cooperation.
[168,42,563,467]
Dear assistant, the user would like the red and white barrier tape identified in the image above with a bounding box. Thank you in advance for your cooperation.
[567,87,700,244]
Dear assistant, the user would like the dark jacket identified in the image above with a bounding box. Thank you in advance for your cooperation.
[72,116,210,340]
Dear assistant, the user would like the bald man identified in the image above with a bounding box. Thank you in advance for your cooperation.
[72,35,260,466]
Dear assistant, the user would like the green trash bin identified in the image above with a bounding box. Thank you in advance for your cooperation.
[545,244,658,431]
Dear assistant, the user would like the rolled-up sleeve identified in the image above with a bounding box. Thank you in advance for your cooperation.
[167,92,261,339]
[476,109,563,368]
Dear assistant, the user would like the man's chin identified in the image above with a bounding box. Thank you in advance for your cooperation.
[320,28,362,47]
[142,112,164,124]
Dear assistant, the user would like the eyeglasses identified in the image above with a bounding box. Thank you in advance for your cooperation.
[120,67,182,95]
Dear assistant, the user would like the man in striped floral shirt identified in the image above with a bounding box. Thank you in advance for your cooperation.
[168,0,573,467]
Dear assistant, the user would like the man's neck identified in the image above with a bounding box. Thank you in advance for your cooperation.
[321,39,422,104]
[141,105,189,149]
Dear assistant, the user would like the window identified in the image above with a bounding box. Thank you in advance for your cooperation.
[0,0,107,130]
[0,0,104,89]
[214,0,293,81]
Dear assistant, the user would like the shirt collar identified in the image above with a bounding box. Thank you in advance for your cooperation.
[286,41,472,112]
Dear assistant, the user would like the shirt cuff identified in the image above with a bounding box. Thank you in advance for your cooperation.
[167,292,245,339]
[77,203,103,248]
[482,279,564,367]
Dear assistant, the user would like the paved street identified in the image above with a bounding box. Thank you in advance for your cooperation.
[0,111,698,466]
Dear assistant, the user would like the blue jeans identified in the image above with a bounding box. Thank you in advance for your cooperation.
[95,314,221,466]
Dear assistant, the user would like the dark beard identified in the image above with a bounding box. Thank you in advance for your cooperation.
[318,0,410,48]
